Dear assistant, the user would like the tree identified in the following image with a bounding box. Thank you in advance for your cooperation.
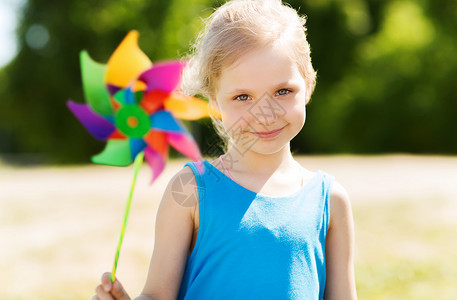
[1,0,456,163]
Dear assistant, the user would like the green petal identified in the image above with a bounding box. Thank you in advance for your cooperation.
[80,51,113,115]
[91,140,132,166]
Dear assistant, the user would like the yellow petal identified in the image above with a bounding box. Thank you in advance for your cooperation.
[105,30,152,88]
[164,93,220,120]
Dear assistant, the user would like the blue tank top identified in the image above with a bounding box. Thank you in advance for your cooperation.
[177,160,334,300]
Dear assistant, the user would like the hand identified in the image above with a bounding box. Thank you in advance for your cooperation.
[93,272,131,300]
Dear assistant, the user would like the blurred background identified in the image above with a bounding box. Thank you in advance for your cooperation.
[0,0,456,299]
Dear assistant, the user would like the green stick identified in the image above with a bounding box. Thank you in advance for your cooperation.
[110,151,144,283]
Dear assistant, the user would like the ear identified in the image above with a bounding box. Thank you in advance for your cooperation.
[304,79,313,105]
[304,92,311,105]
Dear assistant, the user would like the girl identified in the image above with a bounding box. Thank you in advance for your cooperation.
[93,0,357,299]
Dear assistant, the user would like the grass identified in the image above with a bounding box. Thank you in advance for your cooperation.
[354,198,457,299]
[1,155,456,299]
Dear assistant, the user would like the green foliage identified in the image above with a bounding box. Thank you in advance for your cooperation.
[0,0,456,162]
[299,0,457,154]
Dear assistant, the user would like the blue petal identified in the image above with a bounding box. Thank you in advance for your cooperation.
[129,138,147,160]
[150,110,189,134]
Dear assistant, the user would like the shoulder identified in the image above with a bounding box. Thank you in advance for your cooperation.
[328,180,353,230]
[154,165,199,245]
[162,164,199,209]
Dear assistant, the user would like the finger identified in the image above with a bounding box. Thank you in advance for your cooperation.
[95,284,114,300]
[101,272,113,292]
[111,279,131,300]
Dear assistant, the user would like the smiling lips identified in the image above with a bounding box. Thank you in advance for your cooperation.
[251,125,286,139]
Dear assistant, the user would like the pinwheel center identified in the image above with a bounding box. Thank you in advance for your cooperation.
[127,116,139,128]
[115,106,151,138]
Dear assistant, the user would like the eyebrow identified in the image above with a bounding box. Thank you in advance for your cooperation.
[224,81,296,96]
[224,88,252,96]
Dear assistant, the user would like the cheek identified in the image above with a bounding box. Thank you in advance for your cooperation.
[286,96,306,122]
[217,103,258,138]
[217,101,237,128]
[211,97,235,124]
[219,100,246,119]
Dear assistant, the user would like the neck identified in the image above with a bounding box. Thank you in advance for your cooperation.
[224,142,296,176]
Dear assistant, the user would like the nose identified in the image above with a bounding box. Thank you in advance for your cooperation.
[245,92,286,127]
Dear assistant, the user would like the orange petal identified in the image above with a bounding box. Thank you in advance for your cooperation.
[133,80,147,92]
[109,96,121,110]
[144,130,168,156]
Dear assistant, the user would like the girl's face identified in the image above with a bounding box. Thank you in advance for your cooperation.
[212,45,308,155]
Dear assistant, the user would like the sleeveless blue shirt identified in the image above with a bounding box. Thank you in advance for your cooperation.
[177,160,334,300]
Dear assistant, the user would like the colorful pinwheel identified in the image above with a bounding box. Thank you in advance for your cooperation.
[67,30,215,282]
[67,30,214,182]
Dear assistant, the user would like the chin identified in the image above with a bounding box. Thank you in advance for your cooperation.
[241,140,290,156]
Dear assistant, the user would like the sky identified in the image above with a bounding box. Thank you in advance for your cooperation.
[0,0,25,68]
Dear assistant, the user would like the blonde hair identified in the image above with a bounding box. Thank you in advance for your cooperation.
[182,0,317,152]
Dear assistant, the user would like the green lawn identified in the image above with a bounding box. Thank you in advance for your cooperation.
[354,198,457,299]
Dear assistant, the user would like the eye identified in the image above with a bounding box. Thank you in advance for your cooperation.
[276,88,292,96]
[233,94,251,102]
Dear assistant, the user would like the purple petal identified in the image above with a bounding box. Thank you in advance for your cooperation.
[67,100,115,140]
[107,84,122,96]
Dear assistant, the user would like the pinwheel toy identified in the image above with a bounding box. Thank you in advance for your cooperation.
[67,30,216,282]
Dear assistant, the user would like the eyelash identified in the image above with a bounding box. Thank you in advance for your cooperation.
[233,88,293,102]
[276,88,292,96]
[233,94,251,102]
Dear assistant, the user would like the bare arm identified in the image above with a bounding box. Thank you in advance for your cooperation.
[324,181,357,300]
[94,166,197,300]
[138,166,197,300]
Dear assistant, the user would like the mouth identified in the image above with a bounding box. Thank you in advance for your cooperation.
[251,125,286,139]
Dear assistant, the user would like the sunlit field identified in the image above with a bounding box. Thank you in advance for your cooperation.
[1,155,456,299]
